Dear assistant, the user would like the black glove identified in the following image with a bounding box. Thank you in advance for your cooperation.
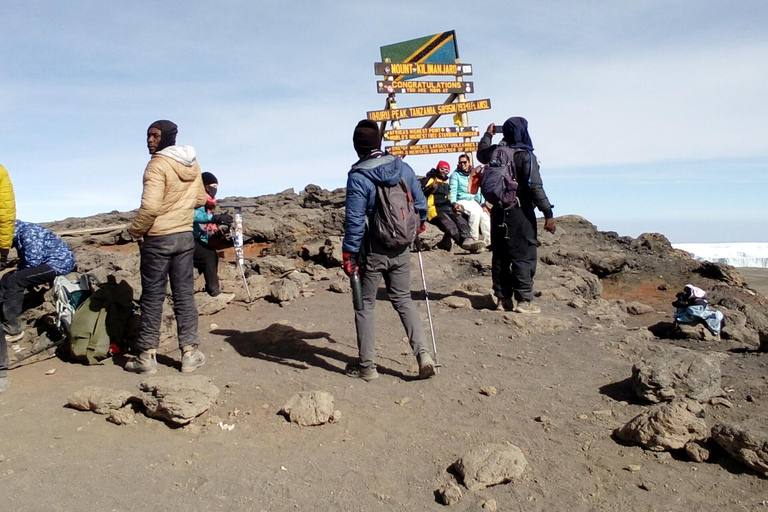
[211,214,233,226]
[0,248,8,271]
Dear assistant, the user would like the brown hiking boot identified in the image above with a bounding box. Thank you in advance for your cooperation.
[345,362,379,381]
[125,349,158,374]
[181,345,206,373]
[417,352,436,380]
[460,240,485,254]
[513,302,541,314]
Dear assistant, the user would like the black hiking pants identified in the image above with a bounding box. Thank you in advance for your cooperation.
[136,232,200,352]
[490,206,538,302]
[430,210,472,246]
[0,264,57,334]
[193,239,220,296]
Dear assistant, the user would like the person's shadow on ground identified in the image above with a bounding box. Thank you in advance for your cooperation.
[214,323,414,380]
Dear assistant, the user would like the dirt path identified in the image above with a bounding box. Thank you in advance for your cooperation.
[2,256,767,511]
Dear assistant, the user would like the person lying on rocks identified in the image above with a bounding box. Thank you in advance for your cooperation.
[0,220,76,392]
[193,171,234,299]
[421,160,484,253]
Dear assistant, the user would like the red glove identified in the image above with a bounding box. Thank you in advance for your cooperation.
[418,223,427,234]
[342,252,359,276]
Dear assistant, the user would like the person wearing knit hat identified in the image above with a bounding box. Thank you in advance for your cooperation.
[126,120,208,374]
[193,171,233,299]
[421,161,483,253]
[342,119,435,382]
[476,117,555,315]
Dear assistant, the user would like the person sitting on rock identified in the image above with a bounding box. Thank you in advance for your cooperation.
[0,164,16,394]
[450,154,491,247]
[422,160,484,253]
[193,171,233,299]
[0,220,76,343]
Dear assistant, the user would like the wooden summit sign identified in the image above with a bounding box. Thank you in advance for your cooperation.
[384,126,479,142]
[367,99,491,122]
[377,80,474,94]
[385,142,478,157]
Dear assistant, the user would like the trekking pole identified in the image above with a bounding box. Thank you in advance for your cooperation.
[416,248,440,373]
[233,207,252,302]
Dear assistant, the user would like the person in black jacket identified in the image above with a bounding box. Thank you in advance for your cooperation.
[476,117,555,314]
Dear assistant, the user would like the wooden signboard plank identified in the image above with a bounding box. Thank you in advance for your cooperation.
[374,62,473,77]
[386,142,478,156]
[377,80,474,94]
[367,99,491,122]
[383,126,479,141]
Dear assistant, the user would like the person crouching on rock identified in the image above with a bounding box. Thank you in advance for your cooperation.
[421,160,484,253]
[341,119,435,382]
[0,221,75,343]
[126,120,207,374]
[193,171,233,299]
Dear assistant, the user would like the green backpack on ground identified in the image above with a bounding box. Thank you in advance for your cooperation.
[69,279,135,365]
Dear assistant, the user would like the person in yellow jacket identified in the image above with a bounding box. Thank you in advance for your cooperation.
[421,161,483,253]
[125,120,207,375]
[0,164,15,393]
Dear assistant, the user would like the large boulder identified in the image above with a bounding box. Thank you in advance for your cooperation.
[631,352,725,403]
[138,375,219,426]
[614,400,709,451]
[453,442,528,491]
[711,420,768,476]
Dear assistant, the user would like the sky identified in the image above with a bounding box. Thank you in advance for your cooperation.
[1,0,766,243]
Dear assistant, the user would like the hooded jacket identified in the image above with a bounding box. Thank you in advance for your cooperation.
[129,146,207,238]
[449,168,484,205]
[0,165,16,250]
[343,152,427,254]
[13,220,75,275]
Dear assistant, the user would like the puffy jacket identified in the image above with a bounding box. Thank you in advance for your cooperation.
[342,152,427,254]
[0,165,17,250]
[421,175,452,221]
[13,220,75,275]
[193,206,215,244]
[129,146,207,238]
[449,169,484,205]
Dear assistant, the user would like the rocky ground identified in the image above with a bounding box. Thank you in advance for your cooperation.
[1,186,768,511]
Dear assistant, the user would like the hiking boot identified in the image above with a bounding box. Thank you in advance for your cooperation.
[345,362,379,382]
[498,297,516,312]
[216,292,236,303]
[417,351,436,379]
[181,345,206,373]
[5,331,24,343]
[513,302,541,314]
[436,236,453,251]
[0,376,9,394]
[460,240,485,254]
[124,349,158,374]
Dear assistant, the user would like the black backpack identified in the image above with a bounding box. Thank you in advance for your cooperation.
[480,145,529,209]
[371,179,420,250]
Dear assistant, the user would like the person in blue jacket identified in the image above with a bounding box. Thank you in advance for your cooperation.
[341,120,435,382]
[0,220,75,342]
[192,172,232,297]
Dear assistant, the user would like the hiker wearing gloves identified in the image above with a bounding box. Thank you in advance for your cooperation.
[0,165,16,394]
[421,160,483,253]
[126,120,207,374]
[450,154,491,247]
[193,171,233,298]
[476,117,555,314]
[342,119,435,382]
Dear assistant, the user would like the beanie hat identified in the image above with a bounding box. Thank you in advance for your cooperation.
[201,172,218,186]
[436,160,450,171]
[353,120,380,155]
[148,120,178,152]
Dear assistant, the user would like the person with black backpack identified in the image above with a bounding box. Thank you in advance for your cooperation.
[341,119,435,382]
[476,117,556,314]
